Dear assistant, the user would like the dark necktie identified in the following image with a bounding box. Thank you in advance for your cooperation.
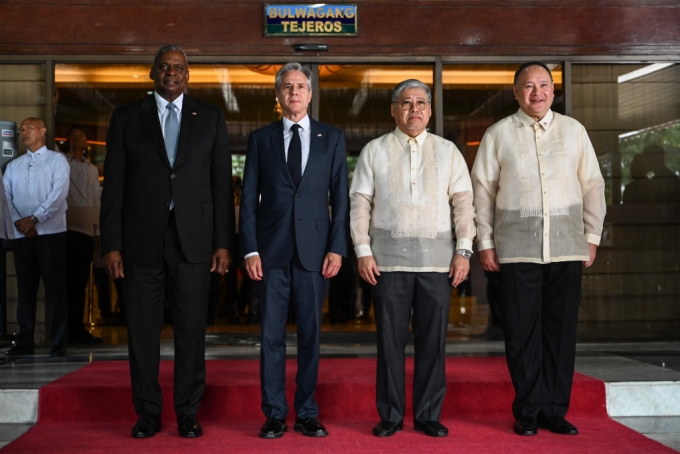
[287,124,302,187]
[164,102,179,167]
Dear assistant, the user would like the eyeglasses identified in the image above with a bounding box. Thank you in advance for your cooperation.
[17,126,37,133]
[394,100,430,111]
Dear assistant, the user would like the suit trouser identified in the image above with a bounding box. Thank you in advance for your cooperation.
[373,272,450,423]
[65,230,94,337]
[500,261,582,420]
[123,212,210,417]
[13,232,68,348]
[257,253,328,420]
[93,266,112,319]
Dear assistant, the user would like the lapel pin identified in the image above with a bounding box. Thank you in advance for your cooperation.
[317,133,322,137]
[192,112,197,115]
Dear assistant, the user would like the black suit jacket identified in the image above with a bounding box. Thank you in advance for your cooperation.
[239,118,349,271]
[101,94,234,265]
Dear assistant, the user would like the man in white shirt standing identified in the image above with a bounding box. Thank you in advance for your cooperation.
[4,117,70,358]
[471,62,606,437]
[350,79,476,438]
[64,125,103,345]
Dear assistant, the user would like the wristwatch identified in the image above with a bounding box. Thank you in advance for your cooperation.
[455,249,472,259]
[30,215,39,224]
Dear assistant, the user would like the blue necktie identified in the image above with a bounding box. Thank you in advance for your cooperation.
[288,124,302,187]
[164,102,179,167]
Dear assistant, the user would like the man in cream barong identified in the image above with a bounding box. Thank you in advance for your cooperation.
[350,79,475,438]
[471,62,606,437]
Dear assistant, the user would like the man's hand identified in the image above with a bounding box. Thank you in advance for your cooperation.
[583,243,598,268]
[210,248,231,275]
[23,226,38,238]
[244,255,263,281]
[358,255,380,285]
[14,216,37,236]
[479,248,500,272]
[103,251,124,279]
[321,252,342,279]
[449,254,470,287]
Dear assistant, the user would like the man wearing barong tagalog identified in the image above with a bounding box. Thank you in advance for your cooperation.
[471,61,606,437]
[350,79,476,438]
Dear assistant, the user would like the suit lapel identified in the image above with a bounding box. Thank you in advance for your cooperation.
[269,120,296,188]
[174,95,196,169]
[300,119,326,187]
[141,96,171,168]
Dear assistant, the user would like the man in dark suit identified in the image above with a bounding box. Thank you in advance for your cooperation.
[100,44,234,439]
[240,62,349,439]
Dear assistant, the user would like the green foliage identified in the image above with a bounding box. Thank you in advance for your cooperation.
[619,123,680,188]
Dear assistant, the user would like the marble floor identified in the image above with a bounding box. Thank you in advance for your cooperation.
[1,340,679,451]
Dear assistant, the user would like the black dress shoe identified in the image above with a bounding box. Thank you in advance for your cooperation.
[538,415,578,435]
[177,415,203,438]
[414,420,448,437]
[131,414,161,438]
[260,418,287,439]
[294,417,328,437]
[514,417,538,436]
[5,344,34,357]
[373,420,403,437]
[49,346,67,357]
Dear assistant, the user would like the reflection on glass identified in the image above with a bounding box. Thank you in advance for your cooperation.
[0,64,46,154]
[318,65,433,154]
[55,63,287,170]
[442,64,563,169]
[572,63,680,341]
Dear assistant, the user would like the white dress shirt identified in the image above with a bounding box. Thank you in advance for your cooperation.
[282,114,311,174]
[156,91,183,209]
[66,153,101,237]
[155,91,183,134]
[350,128,476,272]
[245,114,312,259]
[471,109,606,264]
[4,146,70,238]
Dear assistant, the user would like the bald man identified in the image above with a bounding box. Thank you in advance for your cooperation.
[4,117,70,358]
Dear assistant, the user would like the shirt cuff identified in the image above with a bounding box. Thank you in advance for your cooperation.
[455,238,473,252]
[354,244,373,258]
[585,233,601,246]
[477,239,495,251]
[32,211,47,223]
[244,252,259,259]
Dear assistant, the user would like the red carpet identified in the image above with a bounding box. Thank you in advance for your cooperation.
[3,357,674,453]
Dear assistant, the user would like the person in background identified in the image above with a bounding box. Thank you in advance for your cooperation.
[4,117,70,358]
[64,125,103,345]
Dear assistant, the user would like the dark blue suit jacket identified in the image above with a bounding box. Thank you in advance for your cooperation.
[239,118,349,271]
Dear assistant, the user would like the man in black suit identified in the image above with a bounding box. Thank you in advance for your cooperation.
[100,44,234,439]
[240,62,349,439]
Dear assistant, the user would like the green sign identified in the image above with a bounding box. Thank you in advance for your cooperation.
[264,4,358,37]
